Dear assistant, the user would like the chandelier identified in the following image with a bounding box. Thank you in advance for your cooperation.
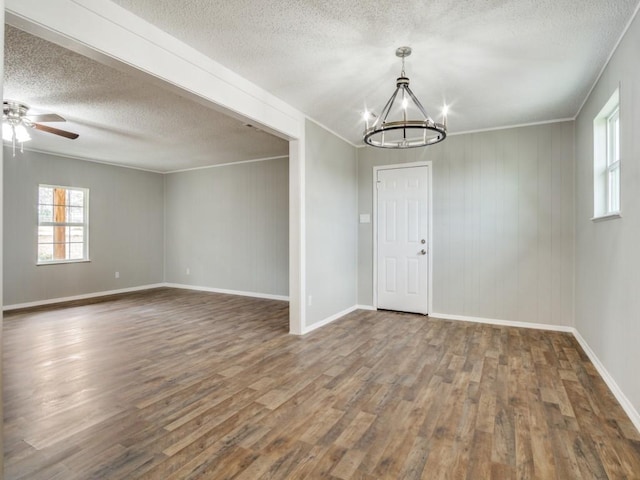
[2,102,32,156]
[363,47,447,149]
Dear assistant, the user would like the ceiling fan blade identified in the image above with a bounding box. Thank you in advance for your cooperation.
[33,123,79,139]
[25,113,66,123]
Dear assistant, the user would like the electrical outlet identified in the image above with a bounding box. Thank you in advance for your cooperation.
[115,271,120,279]
[186,267,190,275]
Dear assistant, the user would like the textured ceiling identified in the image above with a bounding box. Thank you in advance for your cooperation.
[5,1,640,170]
[3,25,288,172]
[111,0,639,141]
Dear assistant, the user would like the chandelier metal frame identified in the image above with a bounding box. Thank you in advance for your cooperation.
[364,47,447,149]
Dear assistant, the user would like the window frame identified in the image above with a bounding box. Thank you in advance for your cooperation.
[592,88,621,221]
[37,184,90,265]
[605,107,620,214]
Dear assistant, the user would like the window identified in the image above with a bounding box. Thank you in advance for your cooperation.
[593,89,620,219]
[606,107,620,213]
[37,185,89,264]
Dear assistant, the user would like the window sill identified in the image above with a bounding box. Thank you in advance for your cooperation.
[591,212,622,222]
[37,259,91,266]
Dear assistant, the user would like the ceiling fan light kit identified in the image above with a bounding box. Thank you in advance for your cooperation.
[363,47,447,149]
[2,100,79,157]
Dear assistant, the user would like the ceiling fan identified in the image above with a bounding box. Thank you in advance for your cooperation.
[3,100,79,156]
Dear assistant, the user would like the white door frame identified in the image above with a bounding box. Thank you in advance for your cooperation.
[373,161,433,314]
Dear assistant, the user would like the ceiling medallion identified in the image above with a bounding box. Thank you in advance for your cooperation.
[363,46,447,149]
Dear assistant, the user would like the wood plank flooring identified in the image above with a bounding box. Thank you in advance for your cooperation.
[3,288,640,479]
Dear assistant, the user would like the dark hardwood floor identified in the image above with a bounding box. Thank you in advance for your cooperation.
[3,288,640,479]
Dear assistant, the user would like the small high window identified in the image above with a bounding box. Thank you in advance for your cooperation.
[37,185,89,264]
[606,107,620,213]
[593,89,620,219]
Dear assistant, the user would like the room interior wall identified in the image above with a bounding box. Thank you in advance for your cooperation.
[358,121,575,327]
[0,14,5,473]
[3,148,165,306]
[574,9,640,416]
[305,120,358,327]
[163,158,289,297]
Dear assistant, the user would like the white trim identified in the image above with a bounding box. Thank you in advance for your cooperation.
[4,282,290,311]
[165,155,289,174]
[6,0,304,139]
[427,165,433,315]
[572,329,640,433]
[5,282,639,432]
[355,119,575,147]
[289,138,305,335]
[430,311,640,432]
[8,145,290,175]
[10,145,165,174]
[593,87,621,219]
[429,312,575,333]
[305,115,359,149]
[37,184,90,265]
[164,283,288,301]
[373,162,433,314]
[5,0,307,338]
[356,304,376,311]
[3,283,166,311]
[591,212,622,222]
[301,305,358,334]
[575,1,640,118]
[447,118,576,137]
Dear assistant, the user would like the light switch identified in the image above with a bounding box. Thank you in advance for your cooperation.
[359,214,371,224]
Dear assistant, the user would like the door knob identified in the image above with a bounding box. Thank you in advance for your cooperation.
[420,249,426,255]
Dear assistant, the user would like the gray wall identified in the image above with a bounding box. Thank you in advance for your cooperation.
[575,11,640,413]
[3,148,165,305]
[164,158,289,296]
[358,122,575,327]
[0,18,4,472]
[305,120,358,326]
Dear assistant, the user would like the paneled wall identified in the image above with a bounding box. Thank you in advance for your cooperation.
[358,121,575,327]
[164,158,289,297]
[575,10,640,415]
[305,120,358,327]
[3,148,165,306]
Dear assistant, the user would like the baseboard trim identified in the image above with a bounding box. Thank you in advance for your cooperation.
[430,311,639,433]
[429,312,575,333]
[5,290,638,432]
[4,282,289,311]
[356,305,377,311]
[572,329,640,433]
[3,283,166,311]
[164,283,289,302]
[301,305,358,335]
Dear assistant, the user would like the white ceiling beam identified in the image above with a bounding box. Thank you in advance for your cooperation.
[5,0,305,141]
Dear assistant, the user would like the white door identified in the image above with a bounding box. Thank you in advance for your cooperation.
[376,165,429,314]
